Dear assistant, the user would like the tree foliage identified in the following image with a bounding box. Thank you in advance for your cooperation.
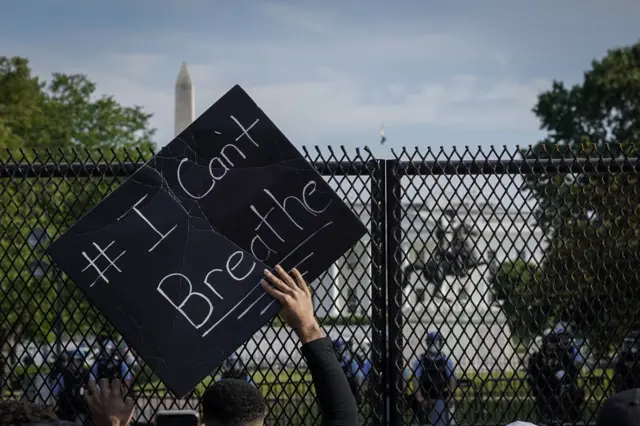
[0,56,156,345]
[491,259,547,345]
[505,41,640,350]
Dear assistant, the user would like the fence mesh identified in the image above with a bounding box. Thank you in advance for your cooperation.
[390,146,640,426]
[1,146,639,425]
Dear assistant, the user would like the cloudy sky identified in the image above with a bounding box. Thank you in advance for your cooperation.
[1,1,638,157]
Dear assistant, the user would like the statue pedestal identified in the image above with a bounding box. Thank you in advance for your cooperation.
[402,299,516,373]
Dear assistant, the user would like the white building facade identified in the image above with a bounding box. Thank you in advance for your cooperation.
[310,197,546,319]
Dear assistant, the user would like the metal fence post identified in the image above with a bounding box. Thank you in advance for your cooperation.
[370,159,387,426]
[385,159,403,426]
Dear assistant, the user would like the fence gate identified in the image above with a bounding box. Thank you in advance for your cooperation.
[1,147,639,425]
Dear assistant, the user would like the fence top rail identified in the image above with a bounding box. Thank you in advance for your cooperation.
[396,157,640,176]
[0,160,377,178]
[1,157,638,178]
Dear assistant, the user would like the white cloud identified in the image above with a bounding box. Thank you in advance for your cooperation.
[243,72,546,138]
[0,3,548,149]
[8,49,547,148]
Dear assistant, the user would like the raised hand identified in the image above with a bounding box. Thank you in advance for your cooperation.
[261,265,323,344]
[84,378,135,426]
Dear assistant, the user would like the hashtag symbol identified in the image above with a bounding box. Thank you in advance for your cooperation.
[81,241,127,286]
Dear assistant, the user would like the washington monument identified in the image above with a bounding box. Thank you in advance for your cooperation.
[174,62,195,136]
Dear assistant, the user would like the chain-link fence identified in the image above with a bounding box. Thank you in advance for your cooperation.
[1,147,639,425]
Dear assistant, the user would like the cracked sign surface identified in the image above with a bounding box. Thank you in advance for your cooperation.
[46,85,367,397]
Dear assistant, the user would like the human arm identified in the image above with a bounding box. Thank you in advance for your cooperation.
[445,358,457,412]
[569,346,585,366]
[262,266,359,426]
[51,374,64,398]
[612,358,624,392]
[409,359,426,404]
[527,354,545,396]
[445,358,456,394]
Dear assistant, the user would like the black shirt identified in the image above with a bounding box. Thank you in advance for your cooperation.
[301,337,359,426]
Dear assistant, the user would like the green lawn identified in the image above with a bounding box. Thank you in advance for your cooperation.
[136,369,313,398]
[7,367,614,425]
[135,367,616,403]
[12,364,616,401]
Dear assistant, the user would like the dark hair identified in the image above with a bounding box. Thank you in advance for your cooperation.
[0,400,57,425]
[202,379,266,426]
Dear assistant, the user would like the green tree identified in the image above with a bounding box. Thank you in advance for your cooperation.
[0,56,156,353]
[518,41,640,350]
[491,258,548,345]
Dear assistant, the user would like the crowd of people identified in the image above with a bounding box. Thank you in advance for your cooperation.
[1,266,639,425]
[331,323,640,425]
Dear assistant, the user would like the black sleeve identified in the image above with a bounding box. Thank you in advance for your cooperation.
[301,337,359,426]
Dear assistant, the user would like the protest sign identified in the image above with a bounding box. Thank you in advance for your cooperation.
[47,85,367,396]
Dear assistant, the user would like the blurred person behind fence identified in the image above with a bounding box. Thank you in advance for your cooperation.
[527,330,584,424]
[201,266,358,426]
[404,331,456,426]
[49,352,68,385]
[348,337,373,402]
[613,331,640,393]
[332,338,360,401]
[21,354,40,402]
[90,340,133,390]
[119,341,138,382]
[52,349,90,423]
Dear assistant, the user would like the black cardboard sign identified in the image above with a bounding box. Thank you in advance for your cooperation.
[46,85,367,396]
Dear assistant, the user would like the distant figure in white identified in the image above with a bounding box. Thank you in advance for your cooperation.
[175,62,195,137]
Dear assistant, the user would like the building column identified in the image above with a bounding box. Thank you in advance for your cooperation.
[359,264,372,316]
[313,263,343,318]
[400,243,413,313]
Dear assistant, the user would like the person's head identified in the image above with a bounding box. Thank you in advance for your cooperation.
[596,388,640,426]
[202,379,266,426]
[0,400,58,425]
[425,332,444,356]
[55,352,69,370]
[557,331,571,349]
[67,350,84,371]
[103,340,117,357]
[102,340,122,366]
[543,332,571,362]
